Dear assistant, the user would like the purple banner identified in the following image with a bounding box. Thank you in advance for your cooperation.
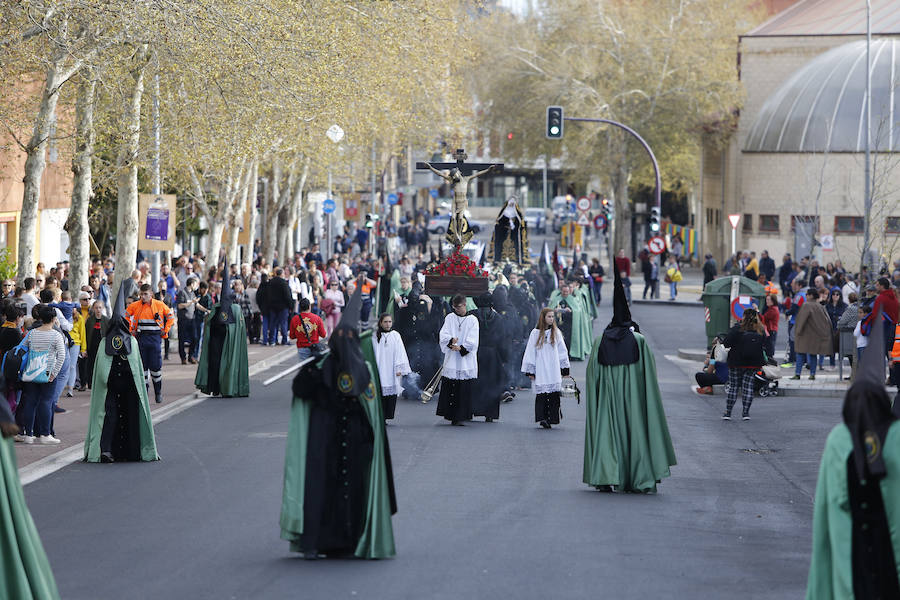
[145,207,169,241]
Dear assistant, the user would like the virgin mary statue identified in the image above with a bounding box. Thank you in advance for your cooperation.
[489,196,528,265]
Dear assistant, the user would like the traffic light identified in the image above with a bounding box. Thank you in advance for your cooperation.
[649,206,661,234]
[601,197,611,216]
[546,106,563,139]
[365,213,380,229]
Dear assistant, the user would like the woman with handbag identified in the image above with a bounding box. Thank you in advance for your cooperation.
[521,307,571,429]
[665,255,682,301]
[18,304,67,444]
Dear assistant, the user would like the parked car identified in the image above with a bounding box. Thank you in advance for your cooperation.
[524,208,547,234]
[427,213,484,234]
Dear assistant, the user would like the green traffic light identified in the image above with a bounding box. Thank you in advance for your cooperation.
[549,126,559,135]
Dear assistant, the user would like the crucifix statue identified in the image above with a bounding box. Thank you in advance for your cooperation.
[417,149,504,247]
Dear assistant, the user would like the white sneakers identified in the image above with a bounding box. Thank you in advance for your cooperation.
[37,435,60,445]
[14,434,34,444]
[13,433,60,444]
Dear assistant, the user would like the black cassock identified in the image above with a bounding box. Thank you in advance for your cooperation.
[470,307,505,420]
[295,363,375,556]
[556,299,574,351]
[394,295,442,393]
[205,315,227,396]
[100,355,144,461]
[509,285,538,389]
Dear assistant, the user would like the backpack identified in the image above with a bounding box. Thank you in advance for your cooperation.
[1,339,27,384]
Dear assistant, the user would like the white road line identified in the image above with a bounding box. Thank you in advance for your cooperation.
[19,348,296,485]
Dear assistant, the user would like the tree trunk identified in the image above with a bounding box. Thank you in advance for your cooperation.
[226,165,251,266]
[611,159,632,260]
[113,44,150,293]
[18,65,64,282]
[276,206,289,267]
[261,161,281,266]
[206,219,227,275]
[66,69,96,293]
[245,161,258,264]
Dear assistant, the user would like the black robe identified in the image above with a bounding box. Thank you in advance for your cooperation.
[556,299,574,351]
[470,308,505,420]
[99,355,144,461]
[294,363,375,556]
[205,314,227,396]
[394,297,442,393]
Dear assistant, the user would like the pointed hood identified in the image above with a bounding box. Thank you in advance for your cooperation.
[609,269,637,330]
[215,268,237,325]
[598,270,640,366]
[326,278,371,397]
[105,280,136,356]
[844,308,897,481]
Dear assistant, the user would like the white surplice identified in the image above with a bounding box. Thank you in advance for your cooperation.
[373,330,411,396]
[521,328,570,393]
[439,313,479,380]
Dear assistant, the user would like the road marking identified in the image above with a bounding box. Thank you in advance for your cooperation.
[19,348,296,485]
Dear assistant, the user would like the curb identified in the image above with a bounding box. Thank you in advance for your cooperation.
[632,299,705,307]
[678,348,707,361]
[19,347,296,485]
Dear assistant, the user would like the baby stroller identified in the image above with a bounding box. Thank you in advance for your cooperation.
[753,363,781,397]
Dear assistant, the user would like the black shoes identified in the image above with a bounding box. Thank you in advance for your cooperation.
[155,393,163,404]
[539,420,551,429]
[100,452,115,463]
[485,417,494,423]
[450,421,465,426]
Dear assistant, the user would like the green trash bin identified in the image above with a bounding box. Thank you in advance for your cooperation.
[700,276,767,347]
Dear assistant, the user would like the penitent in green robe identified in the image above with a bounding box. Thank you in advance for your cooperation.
[806,423,900,599]
[279,348,395,559]
[576,284,597,320]
[0,437,60,599]
[83,341,159,463]
[583,332,676,493]
[194,303,250,398]
[548,291,592,361]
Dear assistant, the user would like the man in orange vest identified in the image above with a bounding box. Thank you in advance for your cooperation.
[126,283,174,403]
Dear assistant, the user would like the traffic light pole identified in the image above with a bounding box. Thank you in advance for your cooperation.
[563,117,661,213]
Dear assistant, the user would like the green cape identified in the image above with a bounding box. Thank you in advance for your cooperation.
[806,422,900,599]
[279,343,395,559]
[0,437,60,599]
[83,341,159,462]
[194,303,250,397]
[583,332,676,492]
[548,291,592,360]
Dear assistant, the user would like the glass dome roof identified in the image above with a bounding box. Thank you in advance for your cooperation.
[744,39,900,153]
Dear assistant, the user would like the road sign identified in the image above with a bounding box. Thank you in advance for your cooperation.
[647,235,666,255]
[387,193,399,205]
[576,196,591,212]
[429,189,439,198]
[593,214,607,230]
[323,198,336,214]
[728,214,741,229]
[731,295,757,320]
[576,212,592,227]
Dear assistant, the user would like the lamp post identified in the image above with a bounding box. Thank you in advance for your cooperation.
[862,0,872,271]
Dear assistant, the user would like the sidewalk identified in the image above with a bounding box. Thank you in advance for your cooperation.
[673,348,878,398]
[629,264,705,306]
[13,343,296,470]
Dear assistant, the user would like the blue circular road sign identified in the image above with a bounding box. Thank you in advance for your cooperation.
[387,193,399,205]
[323,198,336,214]
[429,189,439,198]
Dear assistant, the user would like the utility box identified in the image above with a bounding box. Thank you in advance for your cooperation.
[700,276,767,347]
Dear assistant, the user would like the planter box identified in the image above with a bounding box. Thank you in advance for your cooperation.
[425,274,489,297]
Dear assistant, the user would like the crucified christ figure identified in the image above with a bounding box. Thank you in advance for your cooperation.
[424,163,496,246]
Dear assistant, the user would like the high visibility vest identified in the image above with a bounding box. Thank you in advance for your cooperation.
[126,299,174,338]
[891,322,900,364]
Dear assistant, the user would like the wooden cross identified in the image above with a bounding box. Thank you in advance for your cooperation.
[416,148,504,176]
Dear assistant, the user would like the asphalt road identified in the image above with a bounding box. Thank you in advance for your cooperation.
[23,299,840,599]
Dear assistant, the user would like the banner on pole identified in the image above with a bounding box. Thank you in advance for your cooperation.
[138,194,177,251]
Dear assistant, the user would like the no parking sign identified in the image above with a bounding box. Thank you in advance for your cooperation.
[730,295,757,320]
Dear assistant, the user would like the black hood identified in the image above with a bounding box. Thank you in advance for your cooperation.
[473,292,492,309]
[598,270,640,366]
[105,280,136,357]
[216,269,237,325]
[492,285,511,312]
[326,280,371,397]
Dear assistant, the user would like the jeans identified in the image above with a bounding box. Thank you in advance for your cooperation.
[267,309,290,344]
[360,297,373,324]
[764,331,777,360]
[592,280,602,303]
[297,346,312,362]
[178,317,195,361]
[64,344,79,389]
[669,281,677,299]
[261,314,269,344]
[622,278,632,303]
[20,381,56,437]
[795,353,817,376]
